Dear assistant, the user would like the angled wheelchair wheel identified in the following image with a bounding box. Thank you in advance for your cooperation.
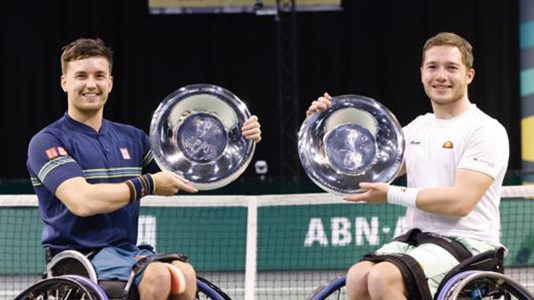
[14,275,109,300]
[306,275,346,300]
[435,270,534,300]
[196,276,232,300]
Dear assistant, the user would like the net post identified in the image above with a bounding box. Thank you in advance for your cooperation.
[245,196,258,300]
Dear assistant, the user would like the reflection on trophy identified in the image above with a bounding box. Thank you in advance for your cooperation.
[298,95,405,195]
[149,84,255,190]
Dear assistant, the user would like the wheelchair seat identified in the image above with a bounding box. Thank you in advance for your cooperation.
[306,246,514,300]
[46,249,137,299]
[45,249,190,300]
[17,249,229,300]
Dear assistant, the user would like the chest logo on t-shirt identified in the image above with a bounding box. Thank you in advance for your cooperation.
[120,148,131,160]
[442,141,454,149]
[45,146,68,159]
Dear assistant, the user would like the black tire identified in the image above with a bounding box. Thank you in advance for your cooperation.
[307,271,534,300]
[435,271,534,300]
[14,275,109,300]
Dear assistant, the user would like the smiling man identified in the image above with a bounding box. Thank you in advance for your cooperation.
[61,52,112,126]
[306,32,510,300]
[27,38,261,300]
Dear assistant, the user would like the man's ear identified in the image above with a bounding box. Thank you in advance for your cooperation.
[108,75,113,92]
[466,68,475,84]
[60,75,67,92]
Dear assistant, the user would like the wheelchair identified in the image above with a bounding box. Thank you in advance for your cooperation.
[14,249,231,300]
[306,247,534,300]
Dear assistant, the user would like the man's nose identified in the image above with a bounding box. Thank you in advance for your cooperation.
[436,67,447,79]
[85,77,98,88]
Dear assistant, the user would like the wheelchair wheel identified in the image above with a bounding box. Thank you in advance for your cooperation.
[196,276,232,300]
[435,270,534,300]
[14,275,109,300]
[305,275,346,300]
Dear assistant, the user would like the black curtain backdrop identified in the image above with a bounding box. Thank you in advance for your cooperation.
[0,0,520,181]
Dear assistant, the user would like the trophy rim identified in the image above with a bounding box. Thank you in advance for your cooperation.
[149,83,255,190]
[298,94,405,195]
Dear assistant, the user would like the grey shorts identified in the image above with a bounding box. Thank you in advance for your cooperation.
[374,235,497,297]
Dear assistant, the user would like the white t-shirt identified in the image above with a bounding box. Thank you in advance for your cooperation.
[402,104,509,245]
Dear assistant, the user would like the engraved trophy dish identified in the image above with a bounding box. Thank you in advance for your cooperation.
[298,95,405,195]
[150,84,255,190]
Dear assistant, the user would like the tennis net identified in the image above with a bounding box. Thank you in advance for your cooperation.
[1,185,534,299]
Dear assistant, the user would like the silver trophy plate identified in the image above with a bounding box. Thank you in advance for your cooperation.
[149,84,255,190]
[298,95,405,195]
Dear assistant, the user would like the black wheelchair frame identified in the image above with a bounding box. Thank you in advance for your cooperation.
[306,248,534,300]
[14,250,231,300]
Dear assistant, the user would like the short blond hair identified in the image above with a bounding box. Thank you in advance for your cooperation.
[422,32,473,69]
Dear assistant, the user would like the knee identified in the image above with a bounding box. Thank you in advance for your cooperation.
[143,262,171,284]
[140,262,172,297]
[346,262,373,300]
[172,260,196,281]
[367,262,404,293]
[346,263,368,288]
[171,260,197,300]
[141,261,197,300]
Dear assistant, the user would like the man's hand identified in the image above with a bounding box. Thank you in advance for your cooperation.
[242,115,262,143]
[343,182,389,204]
[152,171,198,195]
[306,92,332,117]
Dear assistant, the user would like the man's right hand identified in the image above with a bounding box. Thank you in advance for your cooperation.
[152,171,198,195]
[305,92,332,117]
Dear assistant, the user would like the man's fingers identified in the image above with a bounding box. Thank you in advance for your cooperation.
[343,194,366,202]
[171,172,188,183]
[241,121,261,131]
[178,181,198,193]
[242,115,259,127]
[242,115,262,142]
[174,175,198,193]
[306,92,333,116]
[307,100,328,115]
[243,130,262,143]
[359,182,373,190]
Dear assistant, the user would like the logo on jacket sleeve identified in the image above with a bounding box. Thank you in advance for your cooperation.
[45,147,68,159]
[120,148,131,160]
